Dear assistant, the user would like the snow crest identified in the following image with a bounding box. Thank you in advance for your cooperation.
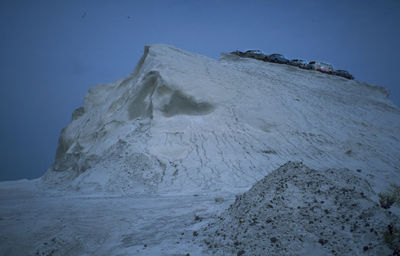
[42,44,400,194]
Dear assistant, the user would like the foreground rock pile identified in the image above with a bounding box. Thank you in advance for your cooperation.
[199,162,398,256]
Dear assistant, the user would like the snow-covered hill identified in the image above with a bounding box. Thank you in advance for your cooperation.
[43,44,400,195]
[2,45,400,256]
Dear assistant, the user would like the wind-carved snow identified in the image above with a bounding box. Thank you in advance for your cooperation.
[42,44,400,195]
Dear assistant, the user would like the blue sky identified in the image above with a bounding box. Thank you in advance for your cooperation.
[1,0,399,181]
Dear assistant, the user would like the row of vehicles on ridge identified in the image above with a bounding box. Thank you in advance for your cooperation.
[231,50,354,80]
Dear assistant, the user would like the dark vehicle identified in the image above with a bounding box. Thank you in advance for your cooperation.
[231,50,245,57]
[231,50,269,62]
[289,59,312,70]
[245,50,263,55]
[289,59,304,67]
[334,70,354,80]
[268,54,289,64]
[309,61,334,74]
[243,50,268,61]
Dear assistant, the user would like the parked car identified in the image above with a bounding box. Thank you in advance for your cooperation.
[245,50,263,55]
[289,59,304,66]
[268,54,289,64]
[243,50,268,61]
[334,69,354,80]
[231,50,268,61]
[309,61,334,74]
[289,59,312,69]
[231,50,245,57]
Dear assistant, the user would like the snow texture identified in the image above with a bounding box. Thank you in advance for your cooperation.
[0,180,235,256]
[42,44,400,195]
[199,161,399,255]
[1,44,400,256]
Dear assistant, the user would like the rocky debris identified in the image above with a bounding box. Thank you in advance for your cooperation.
[383,223,400,255]
[237,249,245,256]
[380,194,396,209]
[378,184,400,209]
[214,197,225,203]
[34,236,82,256]
[198,161,399,256]
[194,215,203,222]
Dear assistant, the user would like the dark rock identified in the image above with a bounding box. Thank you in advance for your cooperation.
[237,249,245,256]
[318,238,328,245]
[215,197,225,203]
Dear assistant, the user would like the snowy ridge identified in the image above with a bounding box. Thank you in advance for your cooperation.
[42,44,400,194]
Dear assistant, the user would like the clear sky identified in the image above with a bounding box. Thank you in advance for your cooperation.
[1,0,399,181]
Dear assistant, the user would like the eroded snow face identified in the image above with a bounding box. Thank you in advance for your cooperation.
[42,44,400,196]
[199,162,399,256]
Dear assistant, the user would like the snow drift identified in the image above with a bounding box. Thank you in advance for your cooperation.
[199,161,399,255]
[42,44,400,194]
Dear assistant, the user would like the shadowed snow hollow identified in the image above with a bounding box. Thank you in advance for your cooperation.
[42,44,400,194]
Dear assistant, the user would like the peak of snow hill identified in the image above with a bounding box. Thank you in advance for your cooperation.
[42,44,400,194]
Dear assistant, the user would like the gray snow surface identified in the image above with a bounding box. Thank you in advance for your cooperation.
[199,162,399,256]
[42,44,400,195]
[1,45,400,255]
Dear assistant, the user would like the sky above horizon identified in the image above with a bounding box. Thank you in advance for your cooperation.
[1,0,399,181]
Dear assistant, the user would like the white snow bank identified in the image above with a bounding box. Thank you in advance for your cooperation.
[42,44,400,195]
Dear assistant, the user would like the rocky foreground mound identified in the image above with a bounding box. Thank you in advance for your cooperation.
[199,162,399,256]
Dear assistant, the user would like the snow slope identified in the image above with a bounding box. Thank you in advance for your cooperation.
[42,44,400,195]
[1,45,400,256]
